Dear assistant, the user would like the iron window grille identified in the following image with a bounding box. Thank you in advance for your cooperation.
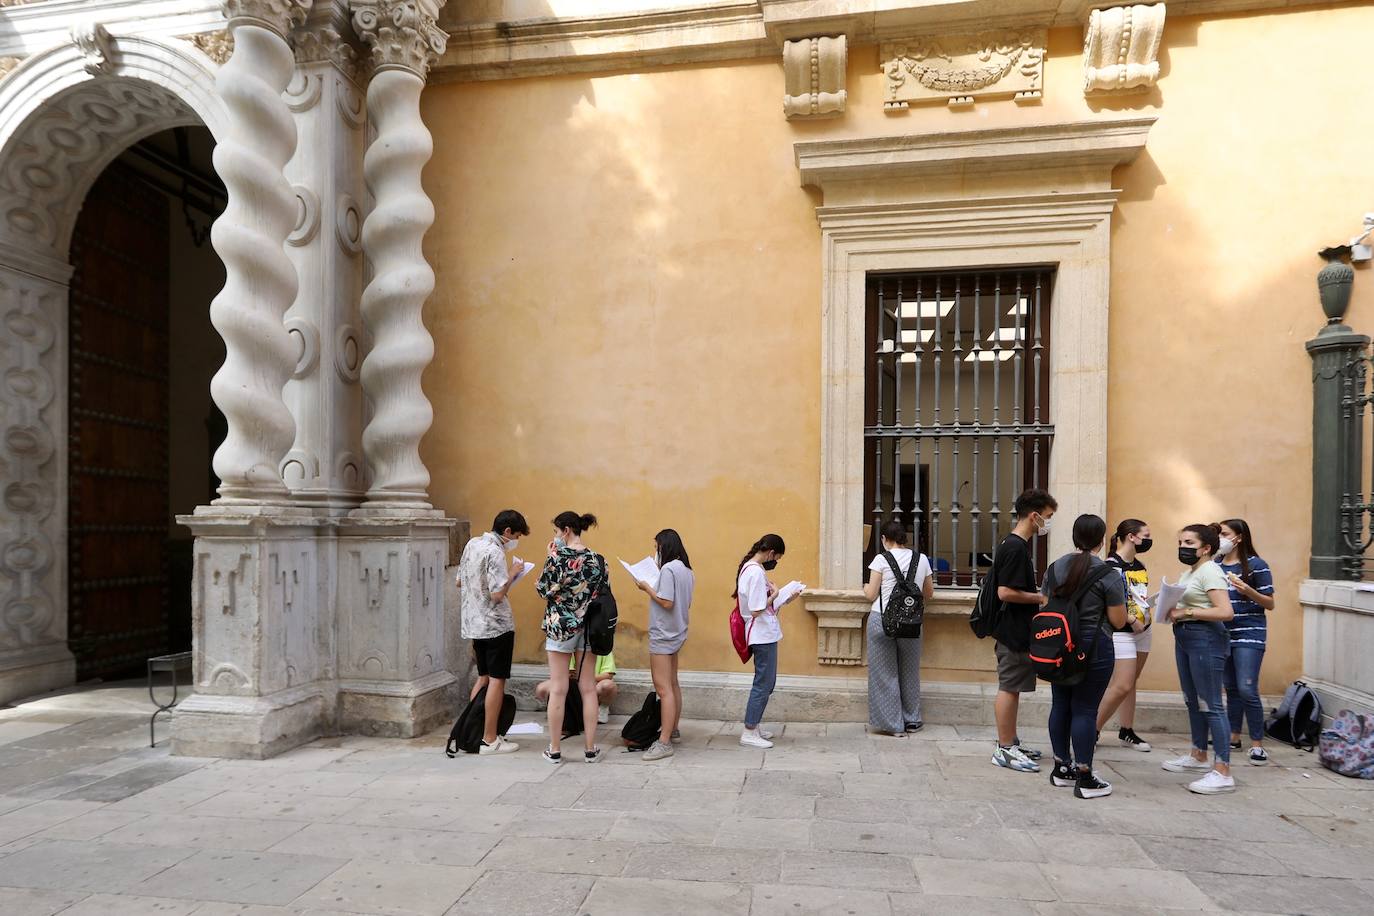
[863,268,1056,587]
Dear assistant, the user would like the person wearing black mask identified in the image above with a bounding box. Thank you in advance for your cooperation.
[1096,519,1155,752]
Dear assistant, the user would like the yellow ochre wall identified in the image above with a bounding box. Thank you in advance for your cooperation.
[422,3,1374,694]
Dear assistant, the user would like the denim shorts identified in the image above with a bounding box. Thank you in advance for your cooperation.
[544,629,586,654]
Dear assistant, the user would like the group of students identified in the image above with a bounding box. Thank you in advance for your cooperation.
[964,488,1275,798]
[457,508,800,762]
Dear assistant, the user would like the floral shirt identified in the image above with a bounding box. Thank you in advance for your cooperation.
[457,532,513,640]
[535,547,607,640]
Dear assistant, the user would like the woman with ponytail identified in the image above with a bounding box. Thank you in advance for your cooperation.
[535,511,607,764]
[734,533,787,748]
[1216,518,1275,765]
[1096,519,1154,752]
[1041,515,1127,799]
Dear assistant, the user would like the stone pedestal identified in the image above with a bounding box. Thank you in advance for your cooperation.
[336,511,457,736]
[172,505,334,758]
[1301,579,1374,719]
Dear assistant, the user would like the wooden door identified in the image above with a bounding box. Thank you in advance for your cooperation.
[68,161,172,680]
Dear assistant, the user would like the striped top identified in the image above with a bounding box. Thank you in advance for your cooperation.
[1218,555,1274,647]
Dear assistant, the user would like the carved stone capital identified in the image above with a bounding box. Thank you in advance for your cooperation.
[294,25,360,81]
[72,21,115,76]
[352,0,448,79]
[782,35,846,121]
[222,0,311,39]
[1084,4,1166,94]
[184,30,234,66]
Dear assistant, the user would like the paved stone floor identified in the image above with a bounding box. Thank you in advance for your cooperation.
[1,689,1373,916]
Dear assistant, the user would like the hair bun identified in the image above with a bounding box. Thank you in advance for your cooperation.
[580,513,598,529]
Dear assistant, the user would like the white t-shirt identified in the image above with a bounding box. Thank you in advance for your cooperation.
[867,548,932,614]
[738,562,782,646]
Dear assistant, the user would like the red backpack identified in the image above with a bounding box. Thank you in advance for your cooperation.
[729,600,755,663]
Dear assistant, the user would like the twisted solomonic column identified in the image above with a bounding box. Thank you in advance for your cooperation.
[352,0,447,509]
[208,0,311,503]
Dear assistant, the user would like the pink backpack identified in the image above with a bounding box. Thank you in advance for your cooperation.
[1319,709,1374,780]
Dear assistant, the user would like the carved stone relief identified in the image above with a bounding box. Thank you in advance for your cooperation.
[184,30,235,66]
[881,31,1046,110]
[72,22,115,76]
[0,58,21,82]
[782,35,846,121]
[1084,3,1166,94]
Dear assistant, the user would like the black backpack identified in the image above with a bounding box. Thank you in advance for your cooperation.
[621,691,661,750]
[581,555,618,657]
[1028,566,1114,686]
[445,685,516,757]
[880,550,925,638]
[559,687,585,739]
[1265,680,1324,751]
[970,569,1001,639]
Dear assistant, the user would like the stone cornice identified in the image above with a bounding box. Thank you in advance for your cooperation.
[795,116,1155,189]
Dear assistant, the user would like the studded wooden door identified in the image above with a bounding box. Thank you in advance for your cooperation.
[68,161,172,680]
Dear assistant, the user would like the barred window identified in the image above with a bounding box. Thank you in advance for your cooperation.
[863,268,1055,586]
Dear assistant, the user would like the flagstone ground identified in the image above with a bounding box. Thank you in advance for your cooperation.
[1,686,1372,915]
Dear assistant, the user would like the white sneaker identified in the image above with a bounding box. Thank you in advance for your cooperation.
[740,730,773,749]
[759,729,775,740]
[479,736,519,755]
[1188,769,1236,794]
[991,744,1040,773]
[597,704,609,724]
[1161,754,1211,773]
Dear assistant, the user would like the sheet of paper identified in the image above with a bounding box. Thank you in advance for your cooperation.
[1153,578,1186,623]
[619,556,660,591]
[508,561,535,587]
[773,580,805,609]
[506,721,543,735]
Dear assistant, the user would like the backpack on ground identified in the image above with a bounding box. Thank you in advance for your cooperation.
[581,555,618,657]
[559,689,585,739]
[1319,708,1374,779]
[969,569,1001,639]
[880,550,926,639]
[621,691,661,750]
[1265,680,1324,751]
[444,685,516,757]
[1028,566,1114,686]
[729,601,754,663]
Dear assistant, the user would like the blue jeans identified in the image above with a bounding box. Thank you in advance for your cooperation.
[745,641,778,728]
[1225,644,1266,742]
[1174,622,1231,764]
[1048,634,1115,769]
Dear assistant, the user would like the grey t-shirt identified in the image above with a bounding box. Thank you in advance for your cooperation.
[1040,554,1126,651]
[650,560,694,652]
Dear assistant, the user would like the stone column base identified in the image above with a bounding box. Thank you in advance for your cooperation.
[339,670,457,737]
[0,643,76,706]
[170,683,334,759]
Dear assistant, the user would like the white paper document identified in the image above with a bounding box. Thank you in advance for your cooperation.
[506,721,543,735]
[1153,578,1187,623]
[508,561,536,588]
[620,556,660,591]
[773,580,806,609]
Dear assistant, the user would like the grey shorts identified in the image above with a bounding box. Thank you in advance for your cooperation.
[996,642,1037,693]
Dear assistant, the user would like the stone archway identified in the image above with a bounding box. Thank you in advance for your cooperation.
[0,28,227,704]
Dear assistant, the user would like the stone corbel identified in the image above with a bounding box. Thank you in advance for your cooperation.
[782,35,846,121]
[1083,4,1166,94]
[804,588,978,666]
[71,21,114,76]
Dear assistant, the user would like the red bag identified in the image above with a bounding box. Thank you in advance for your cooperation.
[729,600,755,663]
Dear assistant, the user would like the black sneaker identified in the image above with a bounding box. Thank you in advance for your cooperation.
[1118,728,1152,752]
[1050,761,1076,788]
[1074,769,1113,799]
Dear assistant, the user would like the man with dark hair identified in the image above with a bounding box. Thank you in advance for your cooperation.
[457,509,531,755]
[988,488,1058,773]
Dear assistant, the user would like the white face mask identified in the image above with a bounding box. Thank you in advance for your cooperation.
[499,534,518,552]
[1037,515,1053,537]
[1218,536,1236,556]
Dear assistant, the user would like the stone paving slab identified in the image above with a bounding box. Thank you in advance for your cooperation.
[2,703,1374,914]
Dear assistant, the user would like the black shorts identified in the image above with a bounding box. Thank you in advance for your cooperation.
[472,631,515,680]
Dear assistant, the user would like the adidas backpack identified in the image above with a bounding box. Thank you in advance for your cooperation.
[1265,680,1323,751]
[1028,566,1114,686]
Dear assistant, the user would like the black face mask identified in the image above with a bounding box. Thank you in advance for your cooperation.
[1178,546,1200,566]
[762,559,778,571]
[1137,538,1153,554]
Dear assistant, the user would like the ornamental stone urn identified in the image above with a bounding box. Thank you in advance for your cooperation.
[1318,246,1356,325]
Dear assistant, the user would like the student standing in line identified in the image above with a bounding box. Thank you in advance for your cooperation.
[736,533,787,749]
[862,520,933,736]
[1216,518,1276,765]
[990,489,1058,773]
[1096,518,1155,752]
[535,511,607,764]
[456,509,530,756]
[1162,524,1236,794]
[637,529,695,761]
[1043,515,1128,799]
